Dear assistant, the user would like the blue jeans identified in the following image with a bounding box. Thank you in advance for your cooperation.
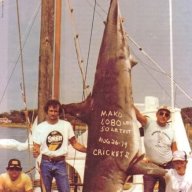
[40,159,70,192]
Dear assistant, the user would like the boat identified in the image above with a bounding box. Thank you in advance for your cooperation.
[0,0,190,192]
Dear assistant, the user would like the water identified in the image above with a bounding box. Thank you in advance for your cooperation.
[0,126,82,191]
[0,126,35,176]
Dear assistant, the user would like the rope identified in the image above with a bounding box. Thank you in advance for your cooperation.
[85,0,107,24]
[127,34,192,105]
[81,1,192,107]
[82,1,192,139]
[85,0,97,87]
[16,0,26,108]
[0,2,40,108]
[132,52,171,99]
[25,166,36,174]
[66,0,89,99]
[16,0,34,181]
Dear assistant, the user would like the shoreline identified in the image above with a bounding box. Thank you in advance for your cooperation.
[0,123,28,128]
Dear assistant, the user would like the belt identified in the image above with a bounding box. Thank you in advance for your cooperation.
[147,159,172,169]
[42,154,65,162]
[156,161,172,168]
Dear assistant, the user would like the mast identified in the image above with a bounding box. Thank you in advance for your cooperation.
[38,0,55,123]
[169,0,174,108]
[53,0,62,99]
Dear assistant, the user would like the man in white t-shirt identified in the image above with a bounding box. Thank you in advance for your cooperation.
[32,99,87,192]
[134,105,177,192]
[165,150,192,192]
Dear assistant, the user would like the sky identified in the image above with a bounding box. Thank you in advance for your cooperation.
[0,0,192,113]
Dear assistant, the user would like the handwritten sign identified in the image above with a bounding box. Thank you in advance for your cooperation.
[91,110,133,159]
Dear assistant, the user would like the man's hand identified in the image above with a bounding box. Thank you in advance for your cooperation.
[33,143,40,158]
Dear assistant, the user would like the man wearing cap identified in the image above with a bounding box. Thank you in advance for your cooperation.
[0,158,33,192]
[165,150,192,192]
[134,105,177,192]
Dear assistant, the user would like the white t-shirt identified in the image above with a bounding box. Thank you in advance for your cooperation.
[33,119,75,157]
[165,169,192,192]
[144,118,176,164]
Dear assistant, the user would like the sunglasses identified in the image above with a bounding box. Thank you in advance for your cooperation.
[8,167,22,171]
[158,111,170,118]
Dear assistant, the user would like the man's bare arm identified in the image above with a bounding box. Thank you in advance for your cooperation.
[171,142,177,152]
[69,136,87,153]
[134,106,148,127]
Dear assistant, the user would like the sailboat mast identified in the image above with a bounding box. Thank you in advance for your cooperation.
[169,0,174,108]
[38,0,55,123]
[53,0,62,100]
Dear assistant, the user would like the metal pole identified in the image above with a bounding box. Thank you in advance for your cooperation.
[169,0,174,108]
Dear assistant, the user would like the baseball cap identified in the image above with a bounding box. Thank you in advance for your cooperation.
[172,151,187,161]
[157,105,171,113]
[7,159,22,170]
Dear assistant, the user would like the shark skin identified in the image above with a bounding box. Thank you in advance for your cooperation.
[62,0,166,191]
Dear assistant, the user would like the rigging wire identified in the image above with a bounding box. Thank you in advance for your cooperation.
[16,0,27,111]
[90,0,192,127]
[15,0,40,181]
[64,1,105,100]
[132,51,171,99]
[66,0,103,101]
[0,2,41,108]
[16,0,32,180]
[85,0,107,21]
[65,0,90,182]
[127,34,192,105]
[85,0,97,87]
[131,47,185,110]
[129,41,188,110]
[82,0,192,108]
[66,0,89,99]
[1,1,190,111]
[129,38,192,124]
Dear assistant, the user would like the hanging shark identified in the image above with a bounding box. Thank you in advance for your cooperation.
[62,0,166,191]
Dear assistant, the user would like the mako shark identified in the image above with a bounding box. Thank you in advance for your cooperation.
[62,0,166,191]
